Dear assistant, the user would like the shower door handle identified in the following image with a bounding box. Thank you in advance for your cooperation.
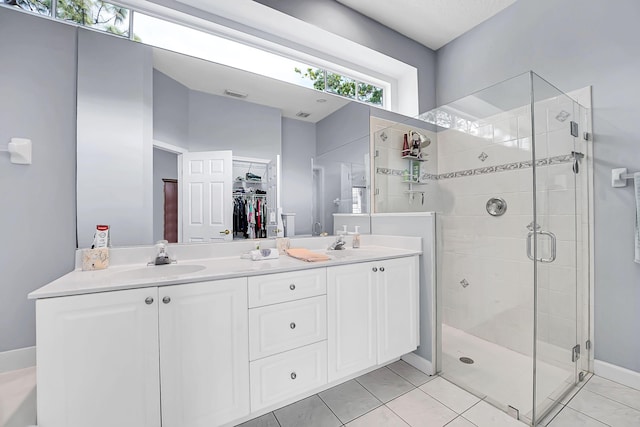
[526,230,557,263]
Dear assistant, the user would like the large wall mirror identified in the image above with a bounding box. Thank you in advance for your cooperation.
[75,27,419,248]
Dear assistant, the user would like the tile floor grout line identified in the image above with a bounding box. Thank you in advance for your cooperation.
[549,405,614,427]
[579,386,640,413]
[316,391,353,425]
[382,401,418,427]
[415,379,478,415]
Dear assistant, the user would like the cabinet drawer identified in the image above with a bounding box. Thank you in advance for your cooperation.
[248,269,326,308]
[249,296,327,360]
[250,341,327,411]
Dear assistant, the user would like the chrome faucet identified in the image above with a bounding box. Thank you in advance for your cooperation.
[149,240,176,265]
[328,236,346,250]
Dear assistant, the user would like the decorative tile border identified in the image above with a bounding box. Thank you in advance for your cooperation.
[376,154,573,181]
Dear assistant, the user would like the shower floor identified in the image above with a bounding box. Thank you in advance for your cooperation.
[441,324,572,418]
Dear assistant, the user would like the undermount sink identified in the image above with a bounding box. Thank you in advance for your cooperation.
[112,264,206,281]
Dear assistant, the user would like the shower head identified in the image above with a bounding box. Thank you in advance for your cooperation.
[555,110,571,122]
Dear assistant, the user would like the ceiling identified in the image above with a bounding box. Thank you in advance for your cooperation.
[335,0,517,50]
[153,48,350,123]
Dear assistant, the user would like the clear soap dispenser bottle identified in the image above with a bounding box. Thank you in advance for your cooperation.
[352,226,361,249]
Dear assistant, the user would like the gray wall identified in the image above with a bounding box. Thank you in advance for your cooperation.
[281,118,316,235]
[153,70,189,149]
[77,29,154,248]
[153,148,179,242]
[0,9,77,352]
[436,0,640,373]
[253,0,437,113]
[188,90,282,159]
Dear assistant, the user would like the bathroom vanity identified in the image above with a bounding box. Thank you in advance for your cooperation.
[29,236,421,427]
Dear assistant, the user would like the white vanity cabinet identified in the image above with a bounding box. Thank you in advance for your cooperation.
[327,255,419,381]
[158,278,250,427]
[36,287,162,427]
[247,269,328,410]
[34,247,421,427]
[36,279,250,427]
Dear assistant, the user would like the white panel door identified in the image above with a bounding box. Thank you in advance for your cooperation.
[159,278,250,427]
[36,288,161,427]
[327,263,377,382]
[377,256,419,364]
[181,150,233,242]
[266,155,283,238]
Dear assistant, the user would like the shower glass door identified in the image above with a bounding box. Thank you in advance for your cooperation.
[530,73,582,424]
[432,72,538,419]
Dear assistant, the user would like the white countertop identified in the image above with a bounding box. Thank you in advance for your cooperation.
[29,237,421,299]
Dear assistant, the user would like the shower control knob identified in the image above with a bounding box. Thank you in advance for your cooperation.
[145,297,154,305]
[162,296,171,304]
[372,267,378,272]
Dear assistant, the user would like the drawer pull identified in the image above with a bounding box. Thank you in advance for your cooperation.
[380,267,385,272]
[290,322,296,329]
[145,297,154,305]
[290,372,297,380]
[372,267,378,272]
[162,296,171,304]
[289,284,296,290]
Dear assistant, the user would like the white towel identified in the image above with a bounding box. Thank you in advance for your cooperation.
[635,173,640,264]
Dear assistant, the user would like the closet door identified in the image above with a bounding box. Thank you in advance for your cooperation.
[181,151,233,242]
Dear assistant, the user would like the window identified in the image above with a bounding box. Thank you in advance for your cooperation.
[56,0,130,37]
[5,0,131,36]
[3,1,388,109]
[294,67,384,107]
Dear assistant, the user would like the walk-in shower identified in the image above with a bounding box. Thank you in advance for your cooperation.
[372,71,592,426]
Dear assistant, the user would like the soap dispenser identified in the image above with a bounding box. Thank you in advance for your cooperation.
[352,226,361,249]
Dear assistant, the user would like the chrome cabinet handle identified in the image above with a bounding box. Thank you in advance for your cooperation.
[145,297,154,305]
[290,372,297,380]
[380,267,385,272]
[289,284,296,290]
[290,322,296,329]
[526,230,557,263]
[372,267,378,272]
[162,296,171,304]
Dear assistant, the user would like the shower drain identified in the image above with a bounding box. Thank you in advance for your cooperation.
[459,357,474,364]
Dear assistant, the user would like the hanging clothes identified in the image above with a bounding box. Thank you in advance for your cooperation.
[233,194,267,239]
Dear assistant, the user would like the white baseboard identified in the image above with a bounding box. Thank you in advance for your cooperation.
[402,352,435,376]
[0,347,36,374]
[594,359,640,391]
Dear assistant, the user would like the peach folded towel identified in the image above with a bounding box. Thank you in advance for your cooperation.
[286,248,330,262]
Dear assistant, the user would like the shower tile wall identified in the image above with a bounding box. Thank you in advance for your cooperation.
[371,117,438,213]
[438,96,583,361]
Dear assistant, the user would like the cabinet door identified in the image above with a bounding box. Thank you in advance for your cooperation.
[36,288,161,427]
[327,263,377,382]
[159,278,250,427]
[377,256,419,364]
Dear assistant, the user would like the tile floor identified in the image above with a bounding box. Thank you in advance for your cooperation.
[238,361,640,427]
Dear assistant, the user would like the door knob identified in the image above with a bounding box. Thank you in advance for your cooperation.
[219,229,230,235]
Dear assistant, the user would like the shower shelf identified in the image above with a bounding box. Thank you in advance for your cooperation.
[401,155,427,162]
[402,180,428,185]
